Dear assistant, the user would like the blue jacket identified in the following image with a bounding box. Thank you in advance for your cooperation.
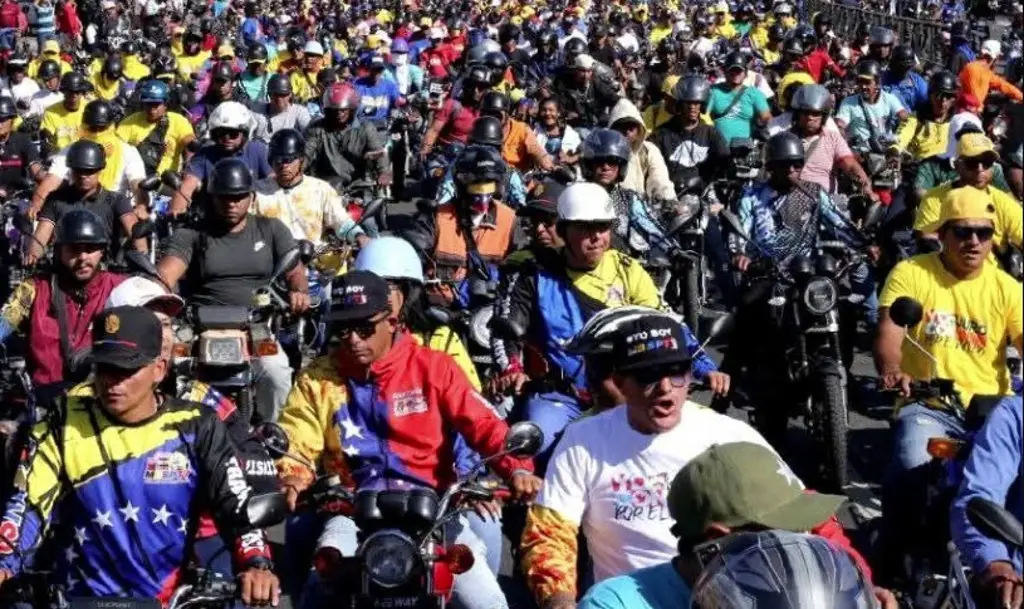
[950,397,1024,574]
[882,70,929,113]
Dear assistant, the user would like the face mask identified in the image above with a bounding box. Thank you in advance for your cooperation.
[393,54,408,66]
[470,192,493,214]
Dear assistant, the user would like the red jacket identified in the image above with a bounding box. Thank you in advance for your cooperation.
[419,43,458,79]
[56,1,82,37]
[800,48,845,83]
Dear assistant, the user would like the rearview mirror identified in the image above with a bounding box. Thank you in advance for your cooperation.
[139,175,162,192]
[681,175,704,194]
[125,250,162,281]
[862,202,886,231]
[254,422,291,456]
[967,497,1023,548]
[426,306,452,327]
[246,492,290,529]
[130,220,154,241]
[161,169,183,191]
[888,296,923,329]
[504,421,543,457]
[298,240,315,265]
[357,198,385,227]
[270,248,301,283]
[705,312,735,343]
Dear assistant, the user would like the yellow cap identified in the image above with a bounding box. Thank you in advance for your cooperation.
[419,16,432,27]
[957,132,1000,161]
[43,40,60,54]
[520,6,535,17]
[661,74,682,96]
[216,44,235,58]
[366,34,381,50]
[938,186,998,227]
[467,182,497,195]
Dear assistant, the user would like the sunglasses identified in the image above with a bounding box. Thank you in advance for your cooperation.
[630,367,691,392]
[949,225,995,242]
[213,128,244,140]
[336,315,386,340]
[770,161,805,170]
[935,92,956,99]
[962,157,995,170]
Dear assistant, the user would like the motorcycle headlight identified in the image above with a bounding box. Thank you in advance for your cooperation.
[469,307,494,349]
[198,336,246,366]
[802,277,838,315]
[360,530,417,588]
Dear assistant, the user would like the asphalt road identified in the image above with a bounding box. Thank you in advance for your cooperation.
[266,201,896,609]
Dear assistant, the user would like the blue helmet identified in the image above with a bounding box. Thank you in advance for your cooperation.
[139,79,170,103]
[353,236,424,285]
[391,38,410,54]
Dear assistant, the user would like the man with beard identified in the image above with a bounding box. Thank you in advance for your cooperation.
[158,158,309,423]
[0,210,124,400]
[305,82,390,189]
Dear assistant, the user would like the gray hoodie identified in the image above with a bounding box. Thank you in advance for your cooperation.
[607,98,677,201]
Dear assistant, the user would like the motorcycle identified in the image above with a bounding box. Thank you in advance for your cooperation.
[720,210,868,492]
[656,176,714,336]
[420,142,464,202]
[244,420,544,608]
[328,178,389,239]
[943,498,1024,609]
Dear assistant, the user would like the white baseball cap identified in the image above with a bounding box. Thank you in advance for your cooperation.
[303,40,325,56]
[105,276,185,318]
[981,40,1001,58]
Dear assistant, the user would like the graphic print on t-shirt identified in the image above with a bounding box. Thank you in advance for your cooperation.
[610,471,671,522]
[923,308,988,353]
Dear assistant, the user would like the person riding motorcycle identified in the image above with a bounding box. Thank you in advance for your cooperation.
[836,60,909,155]
[479,90,553,174]
[651,75,729,191]
[237,44,273,107]
[882,45,929,112]
[554,53,621,129]
[865,26,897,67]
[707,52,773,145]
[274,269,541,609]
[24,59,63,119]
[174,26,212,81]
[0,96,43,192]
[116,79,197,178]
[261,74,313,135]
[896,70,958,200]
[352,53,402,126]
[0,209,125,400]
[0,305,279,605]
[289,40,327,104]
[157,158,310,423]
[90,53,133,102]
[188,61,242,132]
[419,64,487,157]
[38,71,90,158]
[436,116,529,208]
[304,82,391,189]
[875,187,1023,582]
[169,100,271,216]
[608,97,676,201]
[411,144,516,309]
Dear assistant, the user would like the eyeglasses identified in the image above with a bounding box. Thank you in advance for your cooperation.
[935,92,956,99]
[212,128,244,140]
[949,225,995,242]
[962,157,995,170]
[336,315,386,340]
[630,368,692,392]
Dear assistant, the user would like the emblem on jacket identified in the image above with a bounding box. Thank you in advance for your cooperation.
[143,451,193,484]
[392,389,428,417]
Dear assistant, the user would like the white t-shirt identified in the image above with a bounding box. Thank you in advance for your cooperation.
[50,141,146,196]
[537,403,774,583]
[943,111,984,160]
[25,90,63,119]
[2,78,40,108]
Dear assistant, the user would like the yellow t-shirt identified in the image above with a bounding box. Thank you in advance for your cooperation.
[90,74,121,101]
[565,249,664,309]
[290,70,321,104]
[27,56,72,79]
[116,111,195,174]
[176,51,212,82]
[879,252,1023,406]
[416,326,482,391]
[40,104,86,151]
[914,184,1023,254]
[649,27,673,46]
[895,115,950,161]
[123,56,152,81]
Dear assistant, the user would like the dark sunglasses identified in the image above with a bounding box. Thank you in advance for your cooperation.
[769,160,805,171]
[213,128,244,140]
[962,157,995,170]
[629,366,692,391]
[949,225,995,242]
[935,92,956,99]
[272,155,301,166]
[336,315,386,340]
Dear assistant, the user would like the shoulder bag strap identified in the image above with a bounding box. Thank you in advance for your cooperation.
[711,85,748,120]
[50,276,73,380]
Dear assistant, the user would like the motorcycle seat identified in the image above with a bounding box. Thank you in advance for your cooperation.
[194,306,251,330]
[353,488,440,533]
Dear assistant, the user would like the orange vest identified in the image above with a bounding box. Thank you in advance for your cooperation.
[430,202,515,301]
[501,120,531,172]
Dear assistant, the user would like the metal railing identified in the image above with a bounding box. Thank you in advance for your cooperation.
[804,0,947,64]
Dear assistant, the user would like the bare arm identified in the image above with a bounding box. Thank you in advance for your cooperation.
[873,307,904,377]
[838,155,872,193]
[169,173,201,216]
[24,219,54,265]
[28,174,62,217]
[285,262,308,293]
[118,212,147,253]
[156,255,189,291]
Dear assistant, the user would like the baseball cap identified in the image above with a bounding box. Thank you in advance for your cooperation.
[216,44,235,58]
[613,316,692,374]
[105,276,185,318]
[429,27,445,40]
[329,270,392,322]
[519,179,566,217]
[668,442,846,540]
[938,186,998,227]
[42,40,60,54]
[91,306,164,370]
[981,39,1001,58]
[956,132,999,162]
[304,40,325,56]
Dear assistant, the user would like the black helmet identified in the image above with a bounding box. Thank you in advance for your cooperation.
[768,24,786,42]
[207,158,255,196]
[782,37,804,57]
[855,59,882,82]
[465,45,490,66]
[673,75,711,104]
[211,61,235,83]
[0,96,16,120]
[469,116,503,148]
[121,40,138,55]
[498,23,520,45]
[581,128,630,180]
[83,99,114,129]
[856,22,872,39]
[317,68,339,88]
[37,59,61,81]
[483,51,508,74]
[765,131,805,165]
[479,91,510,117]
[891,45,916,69]
[869,26,896,47]
[268,128,305,164]
[538,29,558,49]
[55,208,108,246]
[267,73,292,96]
[465,65,491,86]
[564,37,586,58]
[949,21,969,41]
[67,140,107,171]
[789,84,833,113]
[929,70,958,94]
[657,38,679,56]
[812,12,831,27]
[102,55,123,80]
[793,24,816,49]
[724,51,748,71]
[153,55,178,78]
[248,44,269,63]
[454,144,506,184]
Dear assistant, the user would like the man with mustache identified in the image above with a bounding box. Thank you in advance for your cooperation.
[875,186,1024,581]
[0,209,124,401]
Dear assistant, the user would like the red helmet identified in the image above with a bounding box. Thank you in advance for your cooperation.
[322,82,362,110]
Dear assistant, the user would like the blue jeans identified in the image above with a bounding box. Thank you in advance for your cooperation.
[302,515,508,609]
[848,261,879,326]
[467,511,503,576]
[520,391,584,475]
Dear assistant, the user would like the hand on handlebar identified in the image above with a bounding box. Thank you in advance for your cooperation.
[487,371,529,398]
[238,567,281,607]
[706,372,731,397]
[978,561,1023,609]
[881,370,913,397]
[469,498,503,522]
[732,255,751,273]
[289,291,311,315]
[280,475,310,512]
[510,472,543,503]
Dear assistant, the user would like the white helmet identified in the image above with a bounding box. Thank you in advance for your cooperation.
[353,236,424,285]
[557,182,617,223]
[208,101,253,134]
[565,306,681,355]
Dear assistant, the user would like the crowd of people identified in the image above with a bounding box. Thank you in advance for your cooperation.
[0,0,1016,607]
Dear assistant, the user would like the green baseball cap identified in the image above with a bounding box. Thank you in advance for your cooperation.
[667,442,847,540]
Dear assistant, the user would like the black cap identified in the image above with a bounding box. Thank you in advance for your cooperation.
[91,306,163,369]
[329,270,391,322]
[613,316,692,374]
[519,179,566,217]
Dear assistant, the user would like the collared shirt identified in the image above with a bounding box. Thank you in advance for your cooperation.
[253,175,362,244]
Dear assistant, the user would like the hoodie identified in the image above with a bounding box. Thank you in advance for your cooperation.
[607,98,677,201]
